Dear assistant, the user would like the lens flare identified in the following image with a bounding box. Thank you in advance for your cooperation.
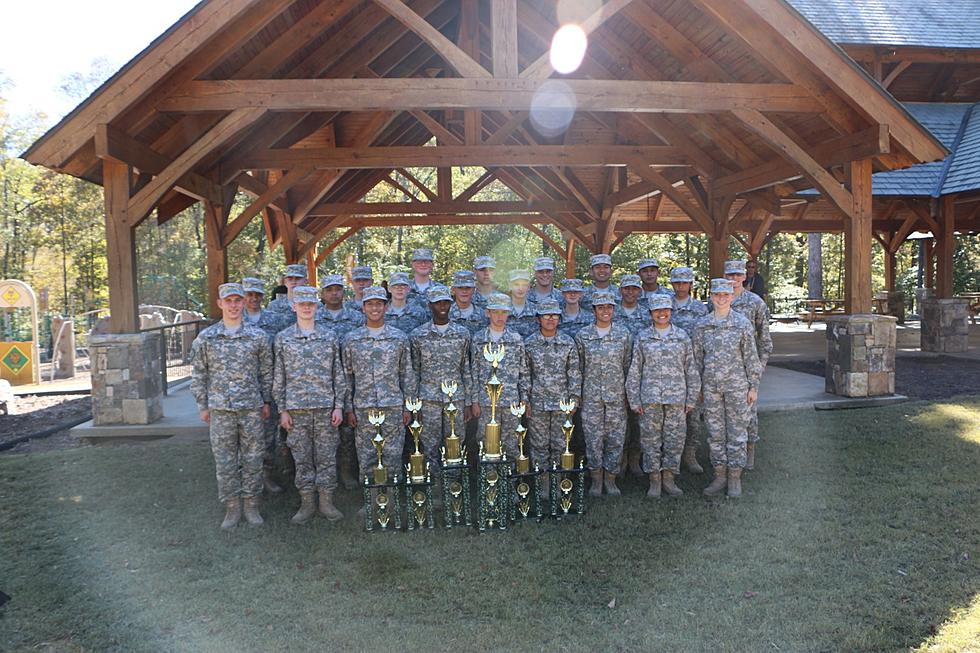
[529,80,577,138]
[549,24,588,75]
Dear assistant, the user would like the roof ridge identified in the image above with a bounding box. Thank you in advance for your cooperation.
[933,101,978,197]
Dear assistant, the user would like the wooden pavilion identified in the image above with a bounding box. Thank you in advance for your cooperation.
[23,0,950,333]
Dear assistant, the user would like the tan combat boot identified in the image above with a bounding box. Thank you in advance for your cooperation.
[589,470,603,497]
[682,446,703,474]
[745,442,756,471]
[242,496,264,526]
[646,471,661,498]
[603,470,621,496]
[263,465,284,494]
[661,470,683,497]
[291,490,316,524]
[703,465,728,496]
[727,467,742,498]
[220,498,242,530]
[317,488,344,521]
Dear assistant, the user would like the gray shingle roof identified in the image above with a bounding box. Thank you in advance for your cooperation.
[788,0,980,49]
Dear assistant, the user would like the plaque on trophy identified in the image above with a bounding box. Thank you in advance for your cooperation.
[440,380,471,528]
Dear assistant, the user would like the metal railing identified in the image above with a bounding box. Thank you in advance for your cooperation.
[140,320,209,395]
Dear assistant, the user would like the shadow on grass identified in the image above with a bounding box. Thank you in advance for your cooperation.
[1,397,978,652]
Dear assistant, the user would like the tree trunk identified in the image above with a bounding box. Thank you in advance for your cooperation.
[807,232,823,299]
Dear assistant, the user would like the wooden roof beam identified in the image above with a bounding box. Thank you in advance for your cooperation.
[626,161,714,234]
[224,166,313,247]
[306,199,580,217]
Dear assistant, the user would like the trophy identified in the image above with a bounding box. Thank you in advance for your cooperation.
[559,398,577,471]
[370,410,388,484]
[481,343,505,461]
[362,410,403,531]
[405,398,426,483]
[511,403,530,474]
[509,402,543,521]
[550,399,587,518]
[402,398,434,530]
[440,380,463,465]
[440,380,471,528]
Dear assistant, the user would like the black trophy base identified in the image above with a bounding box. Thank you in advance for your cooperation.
[440,462,472,528]
[362,475,403,532]
[477,458,512,532]
[550,462,587,518]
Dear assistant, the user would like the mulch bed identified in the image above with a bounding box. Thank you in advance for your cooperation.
[771,355,980,400]
[0,394,91,454]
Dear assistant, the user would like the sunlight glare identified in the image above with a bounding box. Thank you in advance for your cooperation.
[549,24,588,75]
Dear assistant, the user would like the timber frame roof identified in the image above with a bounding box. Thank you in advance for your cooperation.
[23,0,948,259]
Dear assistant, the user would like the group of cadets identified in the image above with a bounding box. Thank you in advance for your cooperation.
[191,248,772,530]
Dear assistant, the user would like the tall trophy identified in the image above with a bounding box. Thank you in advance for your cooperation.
[440,380,471,528]
[550,398,587,517]
[480,343,505,461]
[362,410,402,531]
[510,402,543,521]
[477,343,510,531]
[403,398,434,530]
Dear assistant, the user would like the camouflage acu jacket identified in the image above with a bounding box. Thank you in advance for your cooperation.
[272,324,347,411]
[613,304,651,335]
[341,324,417,411]
[524,331,582,411]
[191,321,273,412]
[385,302,428,336]
[527,288,565,308]
[449,303,489,335]
[409,321,474,404]
[575,323,633,403]
[581,283,621,311]
[316,304,365,340]
[730,291,773,368]
[692,311,761,393]
[557,309,594,339]
[470,328,529,407]
[506,302,539,339]
[670,296,709,338]
[626,325,700,409]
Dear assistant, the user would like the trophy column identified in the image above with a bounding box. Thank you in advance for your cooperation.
[550,399,587,517]
[439,381,472,528]
[362,411,403,532]
[403,398,435,530]
[509,403,544,521]
[477,343,511,531]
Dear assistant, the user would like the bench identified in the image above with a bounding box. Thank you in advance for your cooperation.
[799,299,846,327]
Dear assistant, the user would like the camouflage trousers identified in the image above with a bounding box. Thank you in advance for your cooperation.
[685,406,703,449]
[637,404,687,473]
[354,407,405,481]
[338,424,358,477]
[419,400,463,472]
[527,409,567,469]
[702,389,749,469]
[625,412,641,462]
[581,399,627,473]
[475,405,521,460]
[747,403,760,444]
[209,409,264,503]
[286,409,340,492]
[262,403,279,465]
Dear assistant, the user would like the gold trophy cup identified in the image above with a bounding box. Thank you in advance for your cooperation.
[368,410,388,484]
[510,402,530,474]
[559,398,577,470]
[405,398,426,483]
[440,380,463,464]
[481,343,506,460]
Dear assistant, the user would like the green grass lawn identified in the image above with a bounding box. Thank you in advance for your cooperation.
[2,398,979,653]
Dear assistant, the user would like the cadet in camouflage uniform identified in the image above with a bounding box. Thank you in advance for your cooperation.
[693,279,761,499]
[724,260,772,470]
[385,271,428,334]
[627,295,700,498]
[343,286,417,480]
[266,263,309,325]
[315,274,366,490]
[408,248,435,307]
[473,256,497,308]
[409,285,475,475]
[528,256,565,308]
[638,258,673,307]
[614,274,651,335]
[449,270,489,335]
[506,269,538,338]
[558,278,594,338]
[191,283,273,529]
[273,286,347,524]
[344,266,374,313]
[470,293,530,459]
[581,254,622,312]
[668,266,710,475]
[524,299,581,483]
[575,291,632,496]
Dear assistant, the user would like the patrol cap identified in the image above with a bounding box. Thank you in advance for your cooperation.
[508,269,531,283]
[485,292,513,312]
[292,286,320,304]
[218,282,245,299]
[724,260,747,275]
[638,258,659,271]
[647,295,673,311]
[452,270,476,288]
[619,274,642,289]
[412,248,434,262]
[427,285,452,303]
[590,290,616,306]
[710,278,735,294]
[351,265,373,281]
[535,298,562,315]
[670,266,695,283]
[388,271,410,286]
[362,286,389,302]
[560,278,585,293]
[590,254,612,267]
[534,256,555,271]
[284,263,308,279]
[473,255,496,270]
[320,274,344,289]
[241,277,265,294]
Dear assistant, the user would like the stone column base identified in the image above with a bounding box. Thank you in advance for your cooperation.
[825,314,897,397]
[90,332,164,425]
[921,298,970,353]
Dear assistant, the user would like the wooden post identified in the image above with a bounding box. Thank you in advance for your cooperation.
[204,201,228,319]
[884,248,897,291]
[844,160,873,314]
[102,159,139,334]
[924,239,935,289]
[565,238,576,278]
[306,249,318,287]
[935,194,956,298]
[708,195,733,278]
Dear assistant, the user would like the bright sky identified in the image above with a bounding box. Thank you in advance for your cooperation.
[0,0,200,123]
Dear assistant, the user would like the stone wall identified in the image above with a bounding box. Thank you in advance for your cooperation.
[921,298,970,353]
[825,314,897,397]
[90,332,164,425]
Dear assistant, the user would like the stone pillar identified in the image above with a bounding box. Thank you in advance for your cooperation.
[825,315,897,397]
[921,298,970,353]
[90,332,164,425]
[50,316,76,379]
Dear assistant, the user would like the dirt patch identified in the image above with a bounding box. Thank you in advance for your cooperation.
[770,355,980,400]
[1,394,91,454]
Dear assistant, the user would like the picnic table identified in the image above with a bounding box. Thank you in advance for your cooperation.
[800,299,845,327]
